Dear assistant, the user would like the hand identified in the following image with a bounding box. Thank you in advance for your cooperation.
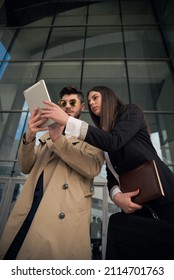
[25,107,48,142]
[113,189,142,213]
[49,123,65,142]
[41,101,69,125]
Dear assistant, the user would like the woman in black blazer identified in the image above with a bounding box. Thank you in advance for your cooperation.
[41,85,174,259]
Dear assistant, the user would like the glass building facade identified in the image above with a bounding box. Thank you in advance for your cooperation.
[0,0,174,258]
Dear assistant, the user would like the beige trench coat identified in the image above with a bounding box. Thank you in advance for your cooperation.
[0,133,104,260]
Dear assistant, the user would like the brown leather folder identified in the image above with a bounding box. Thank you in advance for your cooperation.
[119,160,165,204]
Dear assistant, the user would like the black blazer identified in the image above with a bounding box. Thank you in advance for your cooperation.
[85,104,174,207]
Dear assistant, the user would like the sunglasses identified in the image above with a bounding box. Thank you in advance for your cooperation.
[58,99,78,107]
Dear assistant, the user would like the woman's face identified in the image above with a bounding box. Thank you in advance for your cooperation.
[88,91,102,116]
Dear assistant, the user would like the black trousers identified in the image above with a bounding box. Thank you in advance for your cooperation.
[106,203,174,260]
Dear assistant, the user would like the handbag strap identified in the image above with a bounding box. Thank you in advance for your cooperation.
[104,152,119,181]
[143,204,160,220]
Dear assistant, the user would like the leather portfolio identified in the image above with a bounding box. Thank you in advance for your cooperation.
[119,160,165,204]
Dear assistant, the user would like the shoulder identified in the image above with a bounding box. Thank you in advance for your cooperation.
[118,103,143,118]
[122,103,142,112]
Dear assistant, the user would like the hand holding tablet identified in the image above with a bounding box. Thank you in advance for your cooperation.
[23,80,55,128]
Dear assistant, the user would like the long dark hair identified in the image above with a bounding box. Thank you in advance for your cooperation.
[87,86,124,131]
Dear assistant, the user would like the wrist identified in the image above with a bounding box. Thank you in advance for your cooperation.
[110,185,121,201]
[23,132,35,144]
[113,192,122,207]
[113,192,122,200]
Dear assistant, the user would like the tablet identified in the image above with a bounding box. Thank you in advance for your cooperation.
[23,80,55,127]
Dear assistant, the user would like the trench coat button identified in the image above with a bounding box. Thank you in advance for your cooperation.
[63,183,69,190]
[59,212,65,219]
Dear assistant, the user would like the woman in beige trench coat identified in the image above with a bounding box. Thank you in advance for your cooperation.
[0,87,104,260]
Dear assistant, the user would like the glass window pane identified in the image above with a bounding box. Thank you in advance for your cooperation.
[124,26,167,58]
[39,62,82,102]
[24,15,53,28]
[0,182,5,204]
[0,112,28,161]
[154,0,174,25]
[0,181,7,217]
[40,61,82,80]
[5,2,55,27]
[9,28,50,60]
[121,0,156,24]
[45,27,85,59]
[0,162,15,176]
[163,26,174,58]
[22,4,55,27]
[0,28,15,51]
[172,55,174,69]
[88,0,120,25]
[0,62,40,84]
[82,61,128,104]
[0,62,40,110]
[145,113,174,172]
[157,0,174,57]
[54,6,87,25]
[127,61,174,110]
[85,27,124,58]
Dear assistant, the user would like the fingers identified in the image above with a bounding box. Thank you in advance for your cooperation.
[30,107,39,118]
[131,188,140,194]
[34,118,48,128]
[123,201,142,213]
[28,114,41,129]
[114,191,142,213]
[28,112,48,133]
[39,102,69,126]
[43,100,55,107]
[128,189,142,209]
